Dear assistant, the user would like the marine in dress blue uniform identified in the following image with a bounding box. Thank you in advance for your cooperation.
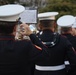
[57,15,76,50]
[0,4,48,75]
[57,15,76,75]
[34,12,76,75]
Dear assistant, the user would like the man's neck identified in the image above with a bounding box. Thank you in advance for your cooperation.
[42,27,54,32]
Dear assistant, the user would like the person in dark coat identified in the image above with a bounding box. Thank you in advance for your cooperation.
[57,15,76,75]
[57,15,76,50]
[33,12,76,75]
[0,4,48,75]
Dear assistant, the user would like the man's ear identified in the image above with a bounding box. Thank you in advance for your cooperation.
[38,23,42,30]
[53,21,56,29]
[70,27,72,31]
[13,25,17,35]
[14,25,17,31]
[53,21,56,27]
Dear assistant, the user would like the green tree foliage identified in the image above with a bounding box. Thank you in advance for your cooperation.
[0,0,19,5]
[0,0,8,5]
[39,0,76,17]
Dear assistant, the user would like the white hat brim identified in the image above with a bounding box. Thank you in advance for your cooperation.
[38,12,59,20]
[57,15,75,27]
[0,4,25,17]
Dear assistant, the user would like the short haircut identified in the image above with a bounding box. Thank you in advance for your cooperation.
[61,27,71,32]
[39,20,55,27]
[0,21,18,34]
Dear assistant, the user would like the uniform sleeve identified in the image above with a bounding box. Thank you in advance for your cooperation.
[28,41,49,62]
[28,34,49,62]
[29,34,45,48]
[65,38,76,74]
[65,38,76,64]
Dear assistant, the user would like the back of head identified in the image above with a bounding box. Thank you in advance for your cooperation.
[38,12,59,29]
[57,15,75,33]
[0,4,25,34]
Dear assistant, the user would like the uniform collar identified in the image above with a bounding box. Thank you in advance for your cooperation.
[0,34,15,40]
[62,33,72,36]
[43,29,53,33]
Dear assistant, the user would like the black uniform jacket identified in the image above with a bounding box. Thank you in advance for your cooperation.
[62,33,76,75]
[62,33,76,50]
[0,34,48,75]
[35,29,76,75]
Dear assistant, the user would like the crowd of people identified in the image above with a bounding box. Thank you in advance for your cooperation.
[0,4,76,75]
